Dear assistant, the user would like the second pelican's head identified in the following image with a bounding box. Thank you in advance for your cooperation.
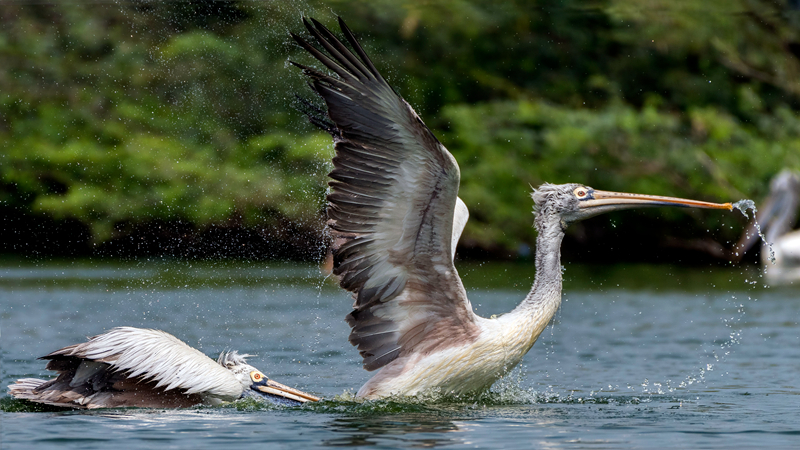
[217,351,319,405]
[533,183,733,230]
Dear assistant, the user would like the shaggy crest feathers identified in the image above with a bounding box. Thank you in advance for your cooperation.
[217,350,254,368]
[532,183,583,227]
[532,183,557,215]
[532,183,581,211]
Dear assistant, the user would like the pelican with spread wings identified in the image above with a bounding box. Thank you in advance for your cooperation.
[292,17,733,399]
[8,327,319,409]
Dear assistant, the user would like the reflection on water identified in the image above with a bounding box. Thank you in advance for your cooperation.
[324,414,463,447]
[2,259,800,449]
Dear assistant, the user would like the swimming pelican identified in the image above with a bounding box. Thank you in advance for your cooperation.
[291,17,734,399]
[8,327,319,409]
[735,169,800,284]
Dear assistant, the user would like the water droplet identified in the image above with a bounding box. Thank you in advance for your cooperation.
[732,199,775,263]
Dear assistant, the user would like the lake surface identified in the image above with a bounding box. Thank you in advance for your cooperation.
[1,259,798,449]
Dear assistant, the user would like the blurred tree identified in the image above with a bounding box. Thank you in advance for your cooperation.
[1,0,799,260]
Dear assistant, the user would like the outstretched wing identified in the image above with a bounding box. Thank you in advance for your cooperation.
[292,18,479,371]
[13,327,243,408]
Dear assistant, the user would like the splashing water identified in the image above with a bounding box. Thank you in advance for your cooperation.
[632,294,747,396]
[731,199,755,217]
[732,199,775,264]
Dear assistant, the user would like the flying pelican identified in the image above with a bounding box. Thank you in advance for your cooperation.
[291,17,734,399]
[8,327,319,409]
[735,169,800,284]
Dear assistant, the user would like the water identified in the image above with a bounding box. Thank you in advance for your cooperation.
[732,199,775,263]
[2,259,799,448]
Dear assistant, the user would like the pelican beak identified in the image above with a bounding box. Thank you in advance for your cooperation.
[570,189,733,222]
[252,377,320,403]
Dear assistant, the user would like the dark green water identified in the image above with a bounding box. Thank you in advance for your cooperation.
[2,260,799,449]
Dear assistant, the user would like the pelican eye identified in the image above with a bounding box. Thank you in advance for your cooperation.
[250,371,265,382]
[574,187,590,199]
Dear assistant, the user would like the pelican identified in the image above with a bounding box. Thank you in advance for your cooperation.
[735,169,800,284]
[291,17,734,399]
[8,327,319,409]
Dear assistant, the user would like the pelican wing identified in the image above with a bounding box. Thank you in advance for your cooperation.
[293,18,479,371]
[40,327,243,401]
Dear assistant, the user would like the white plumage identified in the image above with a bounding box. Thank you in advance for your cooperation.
[74,327,242,397]
[8,327,318,409]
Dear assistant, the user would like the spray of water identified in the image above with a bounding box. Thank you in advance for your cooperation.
[631,198,759,398]
[732,199,775,264]
[665,295,746,393]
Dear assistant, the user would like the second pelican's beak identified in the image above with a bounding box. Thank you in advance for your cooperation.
[250,373,320,404]
[569,188,733,222]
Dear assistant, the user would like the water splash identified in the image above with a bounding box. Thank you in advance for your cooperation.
[731,199,755,217]
[649,295,746,394]
[732,199,775,264]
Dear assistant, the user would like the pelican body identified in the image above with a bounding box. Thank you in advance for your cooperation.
[736,169,800,284]
[292,18,733,399]
[8,327,319,409]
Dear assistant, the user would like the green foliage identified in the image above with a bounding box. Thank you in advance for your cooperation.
[3,127,332,241]
[443,100,800,249]
[1,0,799,257]
[0,3,331,244]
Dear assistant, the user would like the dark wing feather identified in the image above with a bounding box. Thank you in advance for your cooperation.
[293,17,479,371]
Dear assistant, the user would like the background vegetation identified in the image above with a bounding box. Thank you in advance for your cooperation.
[2,0,799,262]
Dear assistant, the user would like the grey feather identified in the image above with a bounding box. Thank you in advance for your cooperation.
[293,17,480,372]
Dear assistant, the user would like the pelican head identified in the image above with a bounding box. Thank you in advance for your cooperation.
[534,183,733,228]
[217,351,319,404]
